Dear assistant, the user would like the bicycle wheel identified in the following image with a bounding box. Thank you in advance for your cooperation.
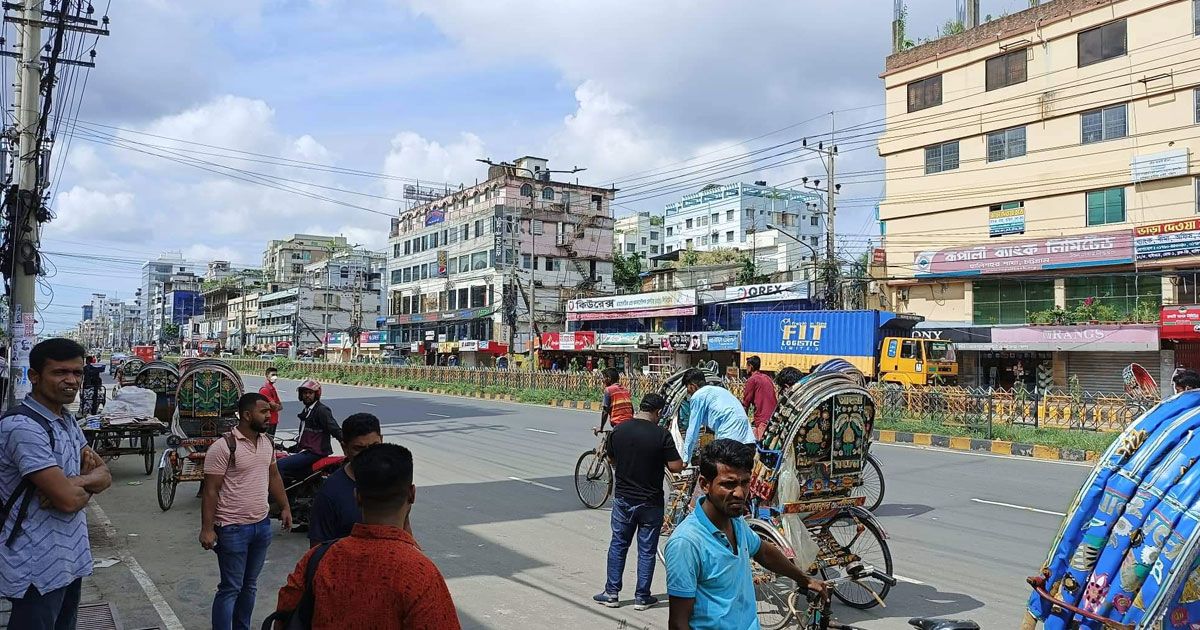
[851,454,885,512]
[748,519,797,630]
[656,478,694,563]
[156,449,177,511]
[574,450,612,509]
[818,513,893,609]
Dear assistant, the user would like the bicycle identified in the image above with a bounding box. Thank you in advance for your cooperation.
[574,429,613,509]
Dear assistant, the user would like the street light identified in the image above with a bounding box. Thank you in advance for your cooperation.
[766,222,825,303]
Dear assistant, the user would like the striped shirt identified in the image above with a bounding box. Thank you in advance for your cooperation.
[603,384,635,426]
[0,395,92,598]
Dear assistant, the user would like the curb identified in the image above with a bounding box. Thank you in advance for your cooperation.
[872,429,1098,463]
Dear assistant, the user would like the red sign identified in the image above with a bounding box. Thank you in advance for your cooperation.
[871,247,886,266]
[913,230,1134,276]
[1161,305,1200,340]
[538,331,596,351]
[275,341,292,349]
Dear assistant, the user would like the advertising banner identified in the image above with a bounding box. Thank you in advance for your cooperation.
[1134,219,1200,261]
[705,331,740,351]
[914,230,1133,277]
[988,202,1025,237]
[539,331,597,351]
[566,290,697,321]
[724,282,808,303]
[459,340,480,351]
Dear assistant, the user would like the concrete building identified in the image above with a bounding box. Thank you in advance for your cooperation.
[140,253,204,343]
[253,285,381,353]
[614,212,664,268]
[148,273,204,345]
[262,234,349,288]
[304,249,385,291]
[661,182,824,262]
[878,0,1200,392]
[385,156,616,364]
[227,292,261,352]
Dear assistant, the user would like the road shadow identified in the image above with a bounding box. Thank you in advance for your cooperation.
[873,503,935,519]
[836,581,986,625]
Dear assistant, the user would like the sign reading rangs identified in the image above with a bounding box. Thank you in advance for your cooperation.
[913,230,1133,277]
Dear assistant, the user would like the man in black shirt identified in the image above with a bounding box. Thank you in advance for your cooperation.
[307,413,383,545]
[593,393,684,611]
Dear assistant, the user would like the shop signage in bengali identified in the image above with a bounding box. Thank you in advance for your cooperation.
[1131,148,1189,184]
[425,331,435,341]
[705,331,740,351]
[988,203,1025,237]
[459,340,479,352]
[871,247,886,266]
[725,282,808,303]
[540,331,597,351]
[410,342,421,353]
[913,230,1133,277]
[566,290,697,321]
[1161,305,1200,341]
[597,332,643,349]
[1134,219,1200,261]
[661,333,705,351]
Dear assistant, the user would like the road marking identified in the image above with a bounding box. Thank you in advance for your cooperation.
[90,502,185,630]
[507,476,562,491]
[428,412,450,418]
[893,574,925,585]
[971,498,1066,517]
[360,402,377,407]
[876,442,1093,467]
[525,428,557,435]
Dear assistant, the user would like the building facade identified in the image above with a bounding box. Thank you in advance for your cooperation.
[662,182,824,259]
[140,253,204,343]
[262,234,349,288]
[252,285,382,353]
[614,212,664,268]
[384,156,616,362]
[878,0,1200,392]
[148,273,204,344]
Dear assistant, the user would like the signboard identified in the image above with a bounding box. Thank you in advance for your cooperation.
[725,282,808,303]
[661,333,704,352]
[459,340,479,352]
[539,331,596,351]
[871,247,886,266]
[597,332,642,349]
[425,330,435,341]
[1131,148,1189,183]
[914,230,1133,277]
[566,290,697,321]
[437,250,448,277]
[705,331,740,351]
[410,341,421,353]
[359,330,386,345]
[404,184,449,203]
[392,306,496,325]
[1161,305,1200,340]
[1134,219,1200,261]
[988,202,1025,237]
[987,324,1158,351]
[912,325,991,343]
[425,207,445,226]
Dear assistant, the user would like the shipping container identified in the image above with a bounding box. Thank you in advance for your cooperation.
[740,310,915,376]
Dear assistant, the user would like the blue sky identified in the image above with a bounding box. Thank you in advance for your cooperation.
[36,0,1036,333]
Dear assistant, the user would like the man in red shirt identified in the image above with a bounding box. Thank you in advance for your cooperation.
[741,356,777,441]
[273,443,459,629]
[596,368,634,432]
[259,368,283,437]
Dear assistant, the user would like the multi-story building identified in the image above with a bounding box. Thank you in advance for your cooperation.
[614,212,664,268]
[253,285,381,353]
[148,273,204,344]
[385,156,616,362]
[140,253,204,342]
[197,268,263,351]
[262,234,349,288]
[878,0,1200,392]
[227,292,261,352]
[304,250,385,291]
[661,182,824,259]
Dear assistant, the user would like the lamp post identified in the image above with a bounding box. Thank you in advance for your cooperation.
[766,222,823,303]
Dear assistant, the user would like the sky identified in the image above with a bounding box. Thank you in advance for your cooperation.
[34,0,1036,333]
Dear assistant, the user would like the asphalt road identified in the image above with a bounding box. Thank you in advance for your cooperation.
[84,376,1091,629]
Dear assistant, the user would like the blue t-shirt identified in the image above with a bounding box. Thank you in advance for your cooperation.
[308,467,361,544]
[664,497,763,630]
[683,385,755,461]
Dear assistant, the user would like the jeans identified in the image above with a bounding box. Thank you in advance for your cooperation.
[605,496,664,599]
[277,451,321,482]
[6,578,82,630]
[212,518,272,630]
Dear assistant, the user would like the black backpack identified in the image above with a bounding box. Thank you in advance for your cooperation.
[260,539,339,630]
[0,403,57,548]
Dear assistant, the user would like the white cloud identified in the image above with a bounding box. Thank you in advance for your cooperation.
[52,187,140,240]
[183,244,248,266]
[381,131,486,200]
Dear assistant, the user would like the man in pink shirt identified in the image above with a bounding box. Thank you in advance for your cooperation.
[741,356,778,441]
[200,392,292,630]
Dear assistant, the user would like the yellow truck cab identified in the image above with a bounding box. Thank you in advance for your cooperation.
[877,336,959,387]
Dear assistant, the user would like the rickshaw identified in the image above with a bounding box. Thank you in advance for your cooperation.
[155,359,243,511]
[117,356,146,387]
[133,360,180,424]
[657,360,895,630]
[1024,388,1200,629]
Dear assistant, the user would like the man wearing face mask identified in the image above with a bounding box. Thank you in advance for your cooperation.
[259,368,284,437]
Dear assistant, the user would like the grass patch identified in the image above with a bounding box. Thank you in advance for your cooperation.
[876,417,1118,453]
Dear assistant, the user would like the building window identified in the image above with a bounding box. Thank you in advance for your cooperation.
[541,187,554,200]
[666,226,674,237]
[461,225,470,241]
[1078,19,1127,67]
[985,49,1028,91]
[685,238,694,248]
[1066,275,1160,317]
[650,245,659,254]
[726,209,734,221]
[520,183,533,197]
[1195,0,1200,35]
[987,126,1026,162]
[649,230,659,240]
[395,244,403,257]
[474,219,484,238]
[726,231,734,242]
[625,243,636,253]
[810,236,819,246]
[471,251,488,270]
[531,219,544,235]
[391,269,403,284]
[924,141,960,174]
[810,215,819,227]
[686,218,693,229]
[1195,89,1200,124]
[907,74,942,112]
[972,279,1054,325]
[666,245,674,253]
[1081,104,1127,144]
[1086,187,1126,226]
[700,216,709,227]
[701,236,709,245]
[711,213,719,224]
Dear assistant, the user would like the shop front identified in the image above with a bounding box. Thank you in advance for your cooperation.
[912,322,992,388]
[1161,304,1200,373]
[659,331,742,376]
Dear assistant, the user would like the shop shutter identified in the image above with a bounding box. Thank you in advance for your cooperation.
[1066,351,1160,394]
[1174,342,1200,372]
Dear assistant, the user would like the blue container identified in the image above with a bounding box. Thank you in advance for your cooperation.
[740,310,899,375]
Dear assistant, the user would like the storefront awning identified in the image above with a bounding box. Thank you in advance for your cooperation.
[955,324,1158,352]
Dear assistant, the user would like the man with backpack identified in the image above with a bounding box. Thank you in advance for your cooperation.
[201,392,292,630]
[1,338,112,630]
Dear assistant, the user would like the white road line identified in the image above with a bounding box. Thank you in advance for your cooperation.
[90,502,185,630]
[525,428,557,435]
[971,498,1066,517]
[893,574,925,585]
[507,476,562,491]
[360,402,377,407]
[428,412,450,418]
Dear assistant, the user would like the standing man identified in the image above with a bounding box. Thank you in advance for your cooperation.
[309,413,385,545]
[258,367,283,437]
[740,356,777,441]
[594,393,683,611]
[201,392,292,630]
[273,444,460,629]
[680,369,755,463]
[665,439,824,630]
[595,367,635,433]
[1,338,112,630]
[277,379,341,482]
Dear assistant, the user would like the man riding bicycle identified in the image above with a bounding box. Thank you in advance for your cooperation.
[594,368,634,434]
[679,368,755,463]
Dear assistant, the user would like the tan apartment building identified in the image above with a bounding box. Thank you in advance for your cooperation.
[879,0,1200,392]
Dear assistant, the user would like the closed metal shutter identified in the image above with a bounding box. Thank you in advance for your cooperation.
[1174,342,1200,372]
[1066,351,1160,393]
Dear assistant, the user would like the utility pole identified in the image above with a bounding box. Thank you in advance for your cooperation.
[291,277,301,360]
[800,121,841,310]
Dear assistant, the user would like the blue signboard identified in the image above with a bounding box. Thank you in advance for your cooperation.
[705,331,740,351]
[425,208,445,226]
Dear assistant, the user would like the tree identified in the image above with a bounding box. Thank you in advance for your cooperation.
[736,256,768,285]
[161,323,180,341]
[612,252,644,293]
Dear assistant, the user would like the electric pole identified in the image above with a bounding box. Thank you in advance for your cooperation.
[800,125,841,310]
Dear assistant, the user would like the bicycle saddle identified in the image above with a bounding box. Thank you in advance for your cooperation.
[908,618,981,630]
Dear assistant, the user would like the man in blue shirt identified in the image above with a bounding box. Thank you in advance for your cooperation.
[680,369,756,463]
[308,413,385,545]
[665,439,823,630]
[1,338,112,629]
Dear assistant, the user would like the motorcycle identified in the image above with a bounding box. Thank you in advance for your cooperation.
[269,438,345,531]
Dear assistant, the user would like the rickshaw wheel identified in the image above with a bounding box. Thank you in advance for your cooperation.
[156,449,177,511]
[819,513,893,609]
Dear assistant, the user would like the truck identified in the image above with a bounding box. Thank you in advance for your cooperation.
[740,310,958,387]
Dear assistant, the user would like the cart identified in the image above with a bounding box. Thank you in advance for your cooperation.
[133,360,180,424]
[116,357,145,388]
[82,418,167,475]
[156,359,242,511]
